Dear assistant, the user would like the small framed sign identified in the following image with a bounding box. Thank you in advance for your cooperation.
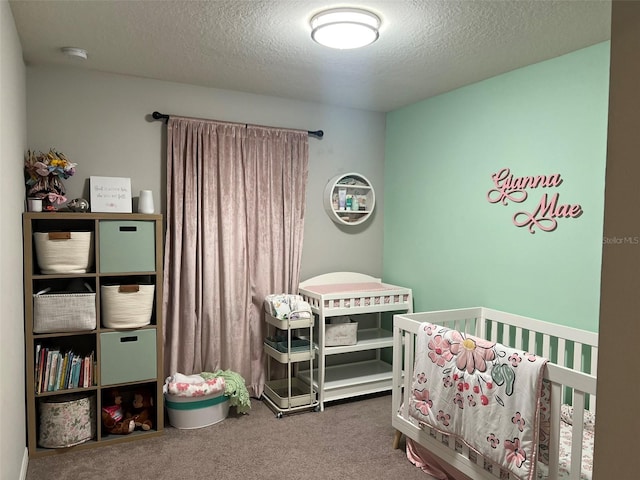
[90,176,132,213]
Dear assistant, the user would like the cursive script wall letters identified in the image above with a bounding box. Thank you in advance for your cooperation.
[487,168,582,233]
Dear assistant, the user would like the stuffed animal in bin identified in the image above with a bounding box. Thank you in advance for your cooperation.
[101,390,134,435]
[131,390,154,431]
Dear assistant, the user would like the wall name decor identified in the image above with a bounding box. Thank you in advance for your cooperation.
[487,168,583,233]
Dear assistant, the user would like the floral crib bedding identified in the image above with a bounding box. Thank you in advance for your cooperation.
[407,406,595,480]
[535,404,595,480]
[408,322,549,480]
[405,321,595,480]
[407,417,594,480]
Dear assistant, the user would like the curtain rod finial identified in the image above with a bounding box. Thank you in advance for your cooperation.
[152,111,169,123]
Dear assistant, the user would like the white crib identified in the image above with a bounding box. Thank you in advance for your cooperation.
[392,307,598,480]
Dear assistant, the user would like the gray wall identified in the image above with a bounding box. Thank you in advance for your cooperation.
[3,51,385,479]
[0,1,27,478]
[26,66,386,281]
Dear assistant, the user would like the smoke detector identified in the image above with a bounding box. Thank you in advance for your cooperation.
[61,47,88,60]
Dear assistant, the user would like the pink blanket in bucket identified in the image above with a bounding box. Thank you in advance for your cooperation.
[408,322,548,480]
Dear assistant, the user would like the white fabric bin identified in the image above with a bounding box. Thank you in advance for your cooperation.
[165,391,229,429]
[33,290,96,333]
[101,284,155,328]
[326,316,358,346]
[34,231,94,274]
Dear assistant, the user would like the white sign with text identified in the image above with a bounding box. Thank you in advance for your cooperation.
[90,176,132,213]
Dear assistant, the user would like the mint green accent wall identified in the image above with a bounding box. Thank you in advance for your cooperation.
[383,43,610,332]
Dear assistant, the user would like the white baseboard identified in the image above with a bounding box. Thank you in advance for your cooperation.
[19,447,28,480]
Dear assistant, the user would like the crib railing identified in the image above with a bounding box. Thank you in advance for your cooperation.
[392,307,598,480]
[300,291,412,315]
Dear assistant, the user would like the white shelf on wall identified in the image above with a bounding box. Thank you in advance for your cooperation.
[323,172,375,225]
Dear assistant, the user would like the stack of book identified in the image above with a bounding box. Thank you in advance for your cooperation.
[34,344,95,394]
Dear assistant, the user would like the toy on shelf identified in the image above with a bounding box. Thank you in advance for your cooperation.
[131,389,154,431]
[101,390,134,435]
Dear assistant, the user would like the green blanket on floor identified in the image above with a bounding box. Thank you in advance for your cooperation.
[201,370,251,414]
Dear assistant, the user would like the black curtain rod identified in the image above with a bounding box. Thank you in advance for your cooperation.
[151,111,323,138]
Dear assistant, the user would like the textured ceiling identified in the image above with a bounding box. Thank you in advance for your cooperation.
[9,0,611,112]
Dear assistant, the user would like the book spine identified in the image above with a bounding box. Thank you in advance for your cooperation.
[47,351,58,392]
[37,347,47,394]
[43,350,52,392]
[58,354,68,390]
[92,353,97,386]
[54,352,63,391]
[78,357,84,389]
[64,352,74,389]
[34,344,41,392]
[83,355,90,388]
[71,357,80,388]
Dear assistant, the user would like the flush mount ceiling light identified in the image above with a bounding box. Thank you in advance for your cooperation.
[310,8,381,50]
[61,47,88,60]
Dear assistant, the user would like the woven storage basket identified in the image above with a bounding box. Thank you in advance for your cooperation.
[33,289,96,333]
[101,284,155,328]
[39,393,96,448]
[34,231,94,274]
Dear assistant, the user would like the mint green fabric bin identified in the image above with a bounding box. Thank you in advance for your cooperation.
[99,220,155,273]
[100,330,157,385]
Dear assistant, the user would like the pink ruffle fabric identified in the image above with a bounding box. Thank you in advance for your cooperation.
[406,438,473,480]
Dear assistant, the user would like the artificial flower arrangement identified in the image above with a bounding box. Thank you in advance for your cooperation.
[25,149,77,209]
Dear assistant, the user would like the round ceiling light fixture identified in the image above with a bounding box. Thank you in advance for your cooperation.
[61,47,88,60]
[310,8,381,50]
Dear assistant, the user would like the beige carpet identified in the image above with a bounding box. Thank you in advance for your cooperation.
[26,393,428,480]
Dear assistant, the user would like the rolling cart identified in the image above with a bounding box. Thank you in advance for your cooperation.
[262,305,319,418]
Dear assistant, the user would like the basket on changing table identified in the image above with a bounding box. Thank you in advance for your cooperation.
[325,316,357,346]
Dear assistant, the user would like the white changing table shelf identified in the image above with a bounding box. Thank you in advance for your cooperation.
[298,359,393,403]
[298,272,412,411]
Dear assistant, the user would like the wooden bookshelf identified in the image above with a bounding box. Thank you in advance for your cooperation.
[23,212,164,457]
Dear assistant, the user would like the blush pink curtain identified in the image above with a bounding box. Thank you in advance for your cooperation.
[163,116,309,397]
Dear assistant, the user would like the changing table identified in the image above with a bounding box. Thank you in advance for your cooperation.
[298,272,412,411]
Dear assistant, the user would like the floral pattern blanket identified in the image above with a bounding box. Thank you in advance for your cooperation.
[409,322,548,480]
[264,294,312,320]
[164,373,226,397]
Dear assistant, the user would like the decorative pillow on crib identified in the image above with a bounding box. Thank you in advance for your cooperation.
[560,404,596,431]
